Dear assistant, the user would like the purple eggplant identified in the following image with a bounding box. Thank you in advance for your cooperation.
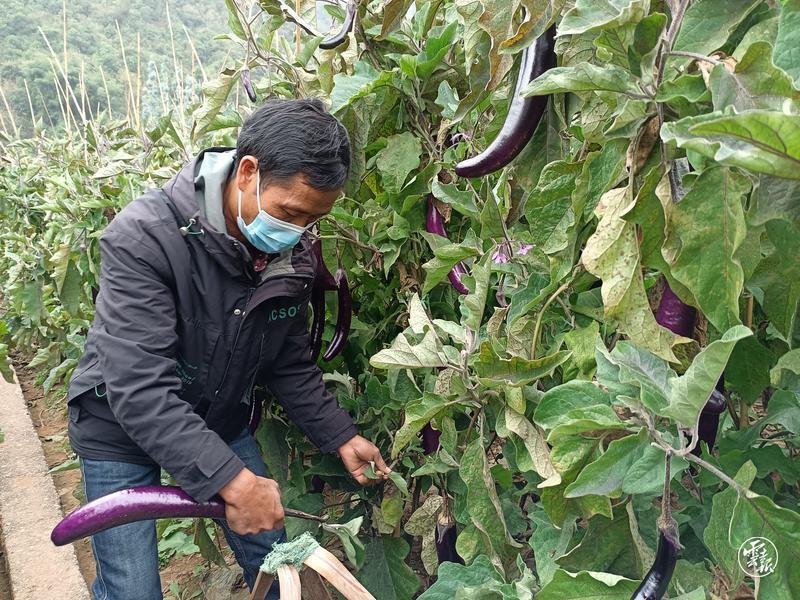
[51,485,322,546]
[630,527,679,600]
[421,424,441,455]
[319,1,356,50]
[435,512,463,565]
[454,25,556,178]
[312,239,338,291]
[655,280,726,451]
[310,286,326,360]
[425,197,469,295]
[240,69,257,103]
[51,486,226,546]
[655,283,696,338]
[322,268,351,361]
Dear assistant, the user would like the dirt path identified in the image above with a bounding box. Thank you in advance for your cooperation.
[12,358,249,598]
[0,525,13,599]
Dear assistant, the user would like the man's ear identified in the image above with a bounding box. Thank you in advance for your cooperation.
[236,155,258,191]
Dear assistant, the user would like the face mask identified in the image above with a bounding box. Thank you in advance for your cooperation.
[236,171,307,254]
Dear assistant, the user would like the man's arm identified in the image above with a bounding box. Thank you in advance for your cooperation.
[263,312,391,483]
[95,226,245,503]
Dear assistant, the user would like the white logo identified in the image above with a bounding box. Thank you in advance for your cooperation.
[737,537,778,577]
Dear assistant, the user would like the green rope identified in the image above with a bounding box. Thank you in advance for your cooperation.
[259,532,320,574]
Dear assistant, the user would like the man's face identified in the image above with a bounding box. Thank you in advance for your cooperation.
[231,155,340,231]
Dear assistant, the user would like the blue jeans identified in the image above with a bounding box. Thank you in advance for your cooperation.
[80,429,284,600]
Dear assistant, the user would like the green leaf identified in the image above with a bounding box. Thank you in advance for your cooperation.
[536,569,639,599]
[563,321,601,379]
[662,167,749,332]
[403,496,444,575]
[460,437,519,574]
[475,344,572,386]
[749,220,800,338]
[774,0,800,87]
[524,161,582,254]
[323,516,366,568]
[547,405,627,443]
[530,508,576,587]
[748,175,800,229]
[431,179,479,219]
[565,429,649,498]
[254,416,290,489]
[194,519,226,567]
[391,392,456,458]
[606,341,673,413]
[360,536,420,600]
[192,68,238,141]
[370,329,448,370]
[330,62,395,114]
[709,41,800,111]
[422,231,482,295]
[672,0,762,56]
[661,111,800,180]
[582,187,685,361]
[665,325,752,427]
[418,555,504,599]
[498,0,565,55]
[376,132,422,194]
[534,380,611,430]
[559,0,649,36]
[460,256,491,332]
[497,407,560,486]
[621,443,688,495]
[771,349,800,391]
[523,64,642,96]
[725,336,773,404]
[577,139,628,217]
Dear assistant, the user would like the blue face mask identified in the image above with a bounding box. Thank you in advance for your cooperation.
[236,172,307,254]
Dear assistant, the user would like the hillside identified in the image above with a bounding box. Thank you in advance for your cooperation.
[0,0,231,136]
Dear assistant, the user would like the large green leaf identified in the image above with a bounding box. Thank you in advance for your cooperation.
[534,380,612,430]
[748,220,800,338]
[524,161,582,254]
[370,329,449,370]
[672,0,761,56]
[417,555,504,599]
[774,0,800,87]
[662,167,749,332]
[460,437,519,574]
[661,111,800,180]
[192,68,238,141]
[665,325,752,427]
[565,429,649,498]
[559,0,649,36]
[474,344,572,386]
[359,536,421,600]
[391,392,458,458]
[403,496,444,576]
[497,407,560,486]
[536,569,639,599]
[376,132,422,194]
[582,187,685,361]
[523,64,642,96]
[330,62,396,114]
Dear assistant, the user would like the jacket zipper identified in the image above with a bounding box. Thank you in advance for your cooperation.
[214,286,256,399]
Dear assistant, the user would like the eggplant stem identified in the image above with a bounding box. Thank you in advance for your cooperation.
[530,278,573,359]
[278,564,302,600]
[304,546,376,600]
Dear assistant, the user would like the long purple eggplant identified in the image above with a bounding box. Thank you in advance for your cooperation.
[454,25,556,178]
[322,268,351,361]
[248,395,263,435]
[435,512,463,565]
[319,1,356,49]
[425,197,469,295]
[655,280,725,451]
[312,239,338,291]
[310,240,340,360]
[240,69,257,103]
[630,528,679,600]
[51,485,323,546]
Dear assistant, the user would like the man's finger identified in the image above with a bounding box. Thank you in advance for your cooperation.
[372,451,392,476]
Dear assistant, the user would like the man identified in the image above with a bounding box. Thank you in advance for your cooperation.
[66,98,390,599]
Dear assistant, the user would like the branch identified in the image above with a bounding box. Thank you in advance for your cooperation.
[530,278,573,359]
[666,50,725,66]
[684,453,752,497]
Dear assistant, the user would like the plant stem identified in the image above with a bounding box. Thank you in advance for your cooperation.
[530,279,572,359]
[684,452,751,496]
[660,449,672,523]
[666,50,725,66]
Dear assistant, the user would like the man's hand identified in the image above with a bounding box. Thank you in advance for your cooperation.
[218,468,285,535]
[338,435,391,486]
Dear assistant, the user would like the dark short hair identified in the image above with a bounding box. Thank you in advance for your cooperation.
[235,98,351,191]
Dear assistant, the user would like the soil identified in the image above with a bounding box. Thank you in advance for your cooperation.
[12,356,248,599]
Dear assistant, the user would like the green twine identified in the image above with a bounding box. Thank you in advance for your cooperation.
[259,532,320,574]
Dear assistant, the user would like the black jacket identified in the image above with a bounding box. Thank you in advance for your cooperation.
[67,148,357,502]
